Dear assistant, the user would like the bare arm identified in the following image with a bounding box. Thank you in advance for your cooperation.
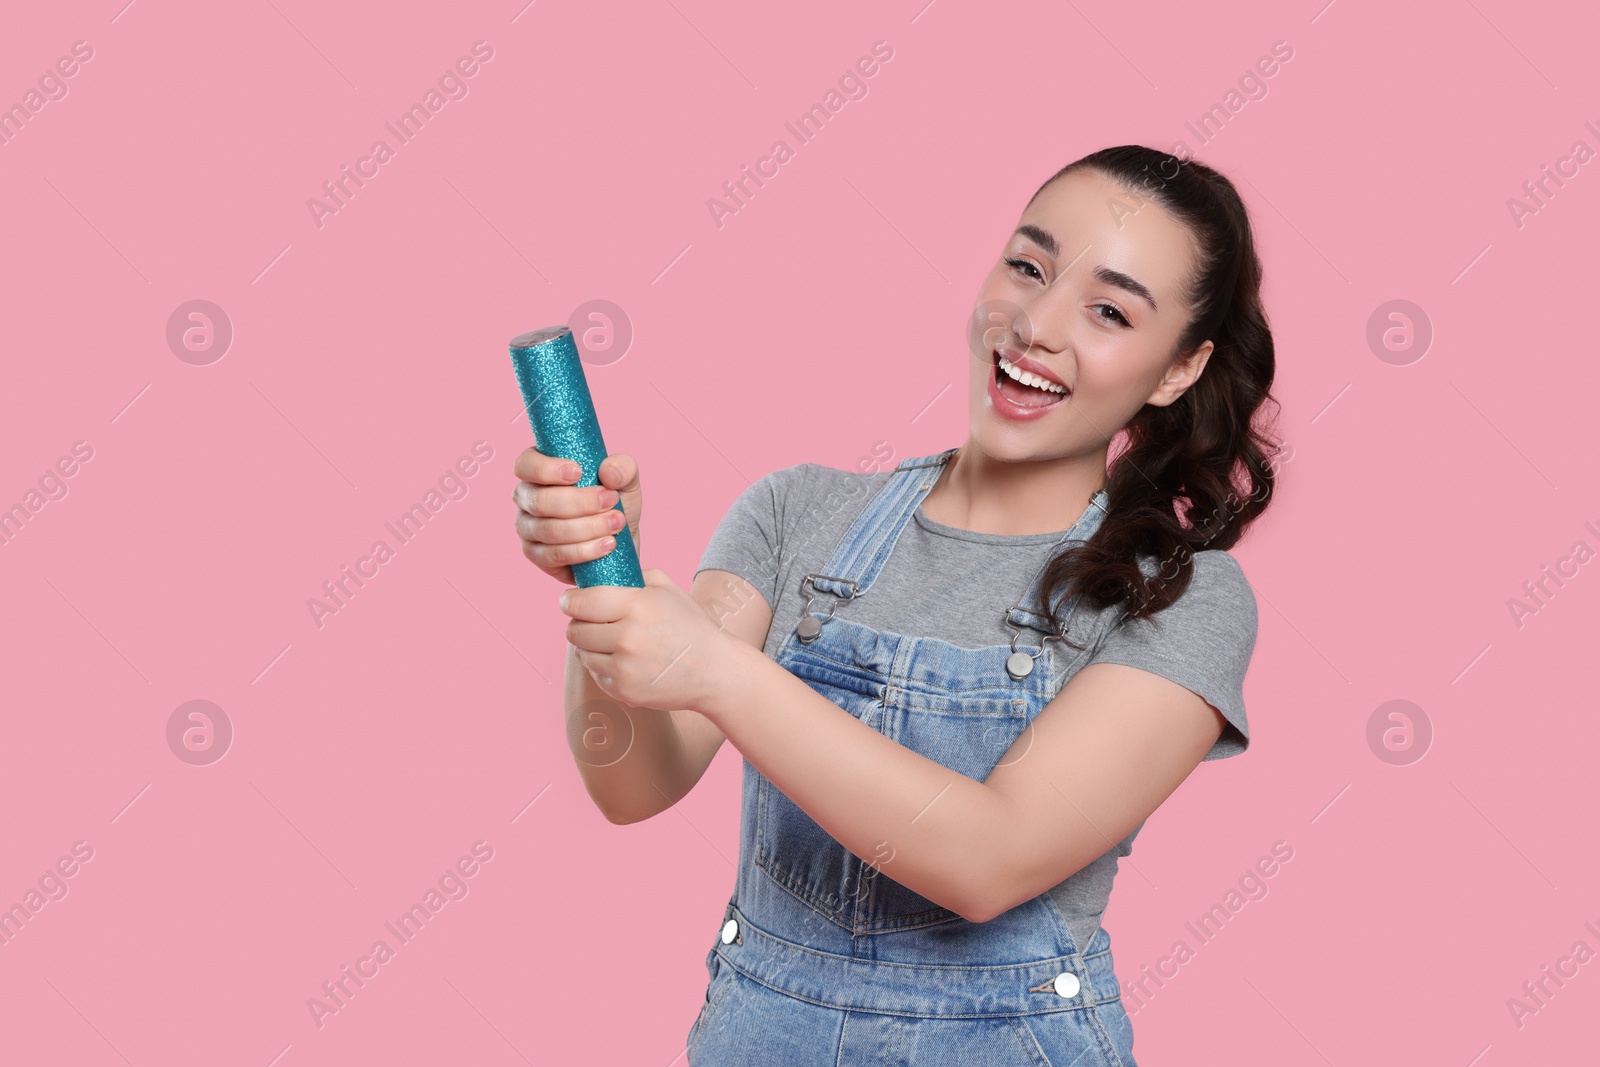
[698,640,1225,922]
[515,447,781,823]
[542,459,1233,917]
[568,569,772,824]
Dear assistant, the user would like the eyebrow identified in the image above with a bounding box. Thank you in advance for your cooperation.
[1013,224,1159,312]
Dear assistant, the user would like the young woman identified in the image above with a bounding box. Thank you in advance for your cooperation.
[512,144,1281,1066]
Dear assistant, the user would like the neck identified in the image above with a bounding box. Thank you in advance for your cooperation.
[920,440,1108,536]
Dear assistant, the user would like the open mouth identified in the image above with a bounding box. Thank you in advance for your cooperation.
[992,349,1069,409]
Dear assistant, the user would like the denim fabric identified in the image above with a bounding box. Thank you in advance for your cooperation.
[687,451,1138,1066]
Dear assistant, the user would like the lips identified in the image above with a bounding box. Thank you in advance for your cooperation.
[988,348,1069,421]
[998,348,1068,391]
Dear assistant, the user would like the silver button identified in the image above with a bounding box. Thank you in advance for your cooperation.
[720,919,739,944]
[1005,650,1035,679]
[1052,971,1080,998]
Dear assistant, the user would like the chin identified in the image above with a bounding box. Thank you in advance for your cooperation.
[967,412,1050,463]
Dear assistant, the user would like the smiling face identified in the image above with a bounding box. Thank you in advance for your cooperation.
[968,167,1215,463]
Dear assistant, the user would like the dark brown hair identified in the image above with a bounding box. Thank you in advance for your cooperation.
[1031,145,1284,631]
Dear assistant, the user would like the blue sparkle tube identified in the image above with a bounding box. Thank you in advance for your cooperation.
[508,325,644,588]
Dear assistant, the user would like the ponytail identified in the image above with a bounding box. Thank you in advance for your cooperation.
[1030,146,1284,627]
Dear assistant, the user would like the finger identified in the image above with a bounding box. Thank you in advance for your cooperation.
[527,535,617,573]
[597,453,640,494]
[517,509,625,547]
[514,481,621,519]
[559,584,632,623]
[519,539,575,584]
[565,618,619,653]
[513,446,583,486]
[574,648,618,688]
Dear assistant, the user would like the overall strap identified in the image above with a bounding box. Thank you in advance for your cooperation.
[805,448,958,600]
[1005,486,1110,635]
[798,447,1111,643]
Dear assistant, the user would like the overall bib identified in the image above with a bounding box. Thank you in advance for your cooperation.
[686,449,1140,1066]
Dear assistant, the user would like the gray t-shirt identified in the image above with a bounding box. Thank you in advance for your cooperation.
[695,460,1259,950]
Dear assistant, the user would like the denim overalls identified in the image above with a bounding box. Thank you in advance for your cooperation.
[686,449,1139,1066]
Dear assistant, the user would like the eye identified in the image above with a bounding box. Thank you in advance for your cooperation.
[1093,302,1131,328]
[1004,256,1043,281]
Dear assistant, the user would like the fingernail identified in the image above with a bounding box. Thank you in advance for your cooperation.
[564,463,581,481]
[608,511,625,531]
[600,536,615,550]
[559,591,570,612]
[599,489,620,507]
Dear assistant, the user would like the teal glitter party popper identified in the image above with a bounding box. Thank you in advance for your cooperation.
[508,325,644,588]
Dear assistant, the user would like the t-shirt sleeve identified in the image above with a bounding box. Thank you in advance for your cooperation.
[693,466,804,612]
[1084,549,1259,761]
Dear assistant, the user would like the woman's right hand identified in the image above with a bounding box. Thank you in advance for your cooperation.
[512,447,643,586]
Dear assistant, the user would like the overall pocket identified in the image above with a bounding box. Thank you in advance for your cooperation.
[752,676,890,931]
[1015,1003,1136,1067]
[760,617,1060,934]
[853,690,1033,932]
[758,636,1040,934]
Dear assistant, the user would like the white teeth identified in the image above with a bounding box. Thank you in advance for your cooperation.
[998,355,1067,394]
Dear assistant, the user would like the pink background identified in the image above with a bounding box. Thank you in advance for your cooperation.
[2,0,1596,1063]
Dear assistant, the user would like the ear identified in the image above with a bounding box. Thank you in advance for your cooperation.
[1144,339,1214,408]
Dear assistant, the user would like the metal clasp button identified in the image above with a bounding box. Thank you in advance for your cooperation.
[795,573,857,644]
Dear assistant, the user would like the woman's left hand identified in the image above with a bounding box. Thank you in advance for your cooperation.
[558,568,737,712]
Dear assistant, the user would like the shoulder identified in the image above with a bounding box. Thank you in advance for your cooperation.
[771,460,884,491]
[1135,548,1257,633]
[1095,548,1259,678]
[1184,549,1257,623]
[702,461,890,555]
[746,460,890,522]
[739,460,868,493]
[1090,548,1259,761]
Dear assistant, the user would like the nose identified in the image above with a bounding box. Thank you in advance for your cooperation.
[1013,285,1073,355]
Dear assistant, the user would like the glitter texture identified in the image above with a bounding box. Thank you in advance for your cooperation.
[509,325,644,588]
